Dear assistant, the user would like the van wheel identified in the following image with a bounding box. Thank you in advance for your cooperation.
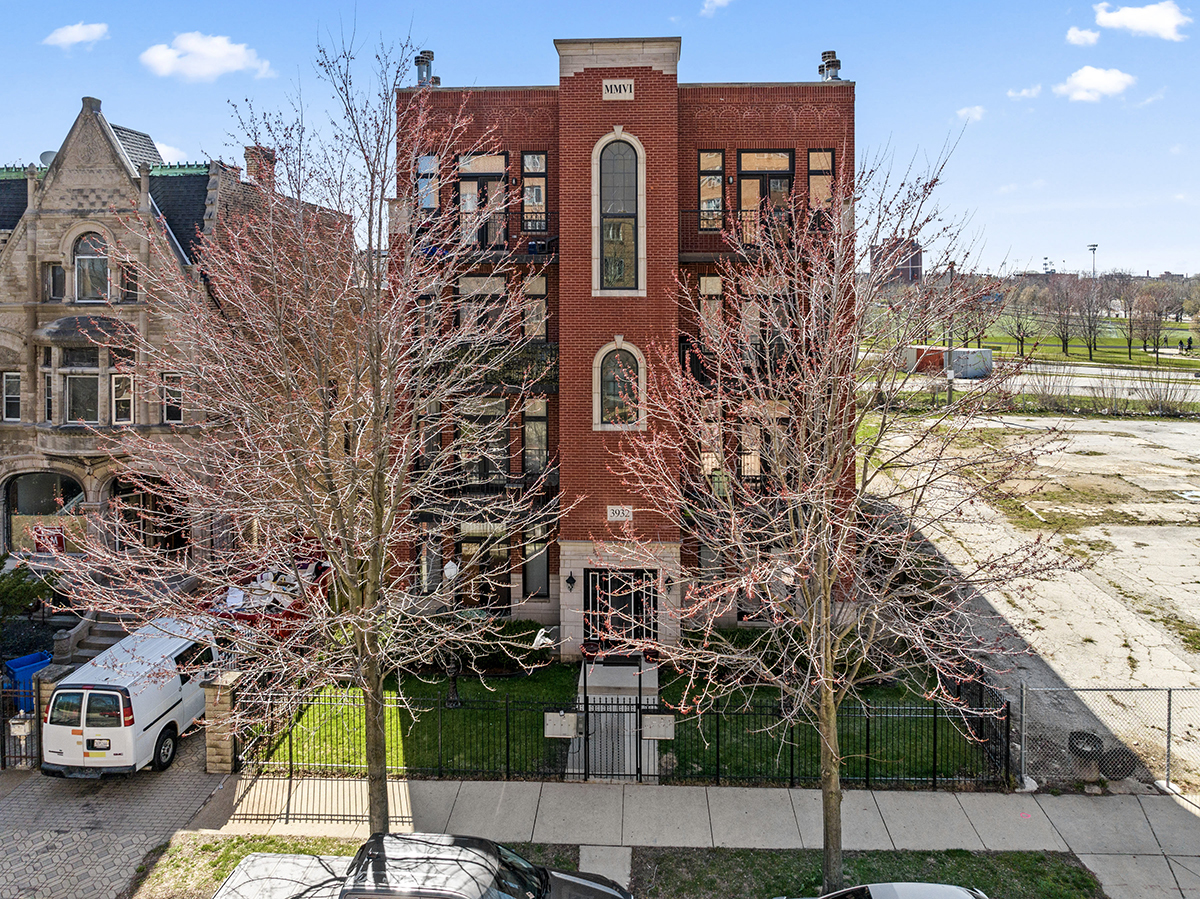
[152,727,177,771]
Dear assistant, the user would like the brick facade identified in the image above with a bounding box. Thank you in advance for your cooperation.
[400,38,854,657]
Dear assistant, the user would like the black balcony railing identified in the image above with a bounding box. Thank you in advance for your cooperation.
[680,209,796,254]
[449,211,559,256]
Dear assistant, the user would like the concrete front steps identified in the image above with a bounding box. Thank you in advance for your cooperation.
[59,612,133,665]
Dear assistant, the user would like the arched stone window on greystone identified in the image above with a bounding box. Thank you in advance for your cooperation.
[600,348,638,425]
[600,141,637,289]
[73,233,108,302]
[5,472,84,553]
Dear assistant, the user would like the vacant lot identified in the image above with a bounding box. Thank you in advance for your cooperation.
[937,415,1200,788]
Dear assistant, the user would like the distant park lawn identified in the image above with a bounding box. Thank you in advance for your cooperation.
[979,317,1200,370]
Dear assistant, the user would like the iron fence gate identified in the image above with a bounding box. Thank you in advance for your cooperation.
[1,684,41,769]
[236,684,1010,789]
[1019,684,1200,790]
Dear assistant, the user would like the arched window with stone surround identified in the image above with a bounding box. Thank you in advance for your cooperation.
[73,233,108,302]
[600,348,638,425]
[599,141,637,289]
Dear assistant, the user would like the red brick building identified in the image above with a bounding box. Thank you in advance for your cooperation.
[400,37,854,657]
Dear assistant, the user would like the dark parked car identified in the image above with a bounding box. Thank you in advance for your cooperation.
[338,833,633,899]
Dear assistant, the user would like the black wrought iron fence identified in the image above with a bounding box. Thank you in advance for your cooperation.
[237,682,1009,790]
[1,684,41,770]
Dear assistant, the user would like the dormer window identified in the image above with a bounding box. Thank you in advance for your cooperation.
[74,233,108,303]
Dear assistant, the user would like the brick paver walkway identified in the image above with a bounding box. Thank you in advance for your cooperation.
[0,732,222,899]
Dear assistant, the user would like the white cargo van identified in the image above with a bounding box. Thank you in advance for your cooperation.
[41,618,213,777]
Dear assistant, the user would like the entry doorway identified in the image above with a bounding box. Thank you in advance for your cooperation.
[584,569,657,643]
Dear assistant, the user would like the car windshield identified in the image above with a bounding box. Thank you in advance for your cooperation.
[48,691,83,726]
[489,845,545,899]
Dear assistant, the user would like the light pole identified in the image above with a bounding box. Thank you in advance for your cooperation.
[1087,244,1098,278]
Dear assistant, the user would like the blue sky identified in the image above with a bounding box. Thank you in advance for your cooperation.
[8,0,1196,275]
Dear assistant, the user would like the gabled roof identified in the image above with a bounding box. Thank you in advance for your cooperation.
[110,124,164,169]
[0,179,26,230]
[150,172,210,259]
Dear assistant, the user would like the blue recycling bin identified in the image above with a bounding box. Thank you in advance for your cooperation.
[4,650,52,714]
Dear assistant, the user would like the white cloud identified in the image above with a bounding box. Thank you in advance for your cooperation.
[1067,26,1101,44]
[1137,88,1166,105]
[1007,84,1042,99]
[140,32,275,82]
[700,0,734,16]
[43,22,108,49]
[1093,1,1192,40]
[957,105,985,122]
[1053,66,1137,101]
[155,142,188,164]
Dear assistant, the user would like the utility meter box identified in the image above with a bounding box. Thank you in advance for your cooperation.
[543,711,578,739]
[641,714,675,741]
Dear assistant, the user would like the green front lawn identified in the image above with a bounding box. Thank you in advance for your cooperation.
[260,666,1002,788]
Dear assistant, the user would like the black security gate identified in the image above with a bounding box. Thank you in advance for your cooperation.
[1,684,41,769]
[584,569,658,643]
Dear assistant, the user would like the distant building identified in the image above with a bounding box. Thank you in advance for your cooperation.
[871,238,921,284]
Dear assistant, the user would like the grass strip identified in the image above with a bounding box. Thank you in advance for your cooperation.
[631,847,1107,899]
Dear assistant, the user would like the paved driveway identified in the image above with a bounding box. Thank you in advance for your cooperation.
[0,731,222,899]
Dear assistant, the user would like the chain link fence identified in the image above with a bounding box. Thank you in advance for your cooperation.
[1019,685,1200,790]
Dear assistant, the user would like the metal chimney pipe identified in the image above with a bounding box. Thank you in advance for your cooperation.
[415,50,434,86]
[820,50,842,81]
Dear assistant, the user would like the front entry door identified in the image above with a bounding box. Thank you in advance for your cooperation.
[584,569,657,644]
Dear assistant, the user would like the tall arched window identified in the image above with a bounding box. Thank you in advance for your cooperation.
[600,141,637,289]
[73,233,108,302]
[600,348,638,424]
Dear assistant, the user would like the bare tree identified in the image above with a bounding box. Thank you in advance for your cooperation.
[1076,274,1107,362]
[49,40,556,833]
[1105,271,1138,360]
[1042,273,1080,356]
[996,282,1045,357]
[1136,280,1175,364]
[599,160,1061,893]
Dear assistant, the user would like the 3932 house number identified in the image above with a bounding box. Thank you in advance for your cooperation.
[607,505,633,522]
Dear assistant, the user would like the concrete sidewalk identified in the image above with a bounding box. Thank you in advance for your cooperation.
[186,776,1200,898]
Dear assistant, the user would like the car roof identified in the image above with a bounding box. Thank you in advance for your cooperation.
[340,833,501,899]
[57,618,209,692]
[860,885,980,899]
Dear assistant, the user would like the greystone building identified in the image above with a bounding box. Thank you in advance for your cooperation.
[0,97,264,556]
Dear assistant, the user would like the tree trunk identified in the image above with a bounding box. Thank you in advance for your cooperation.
[1127,338,1133,360]
[819,686,844,894]
[363,655,390,834]
[1060,336,1069,355]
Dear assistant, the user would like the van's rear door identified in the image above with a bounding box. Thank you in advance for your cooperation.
[43,690,86,767]
[82,691,130,765]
